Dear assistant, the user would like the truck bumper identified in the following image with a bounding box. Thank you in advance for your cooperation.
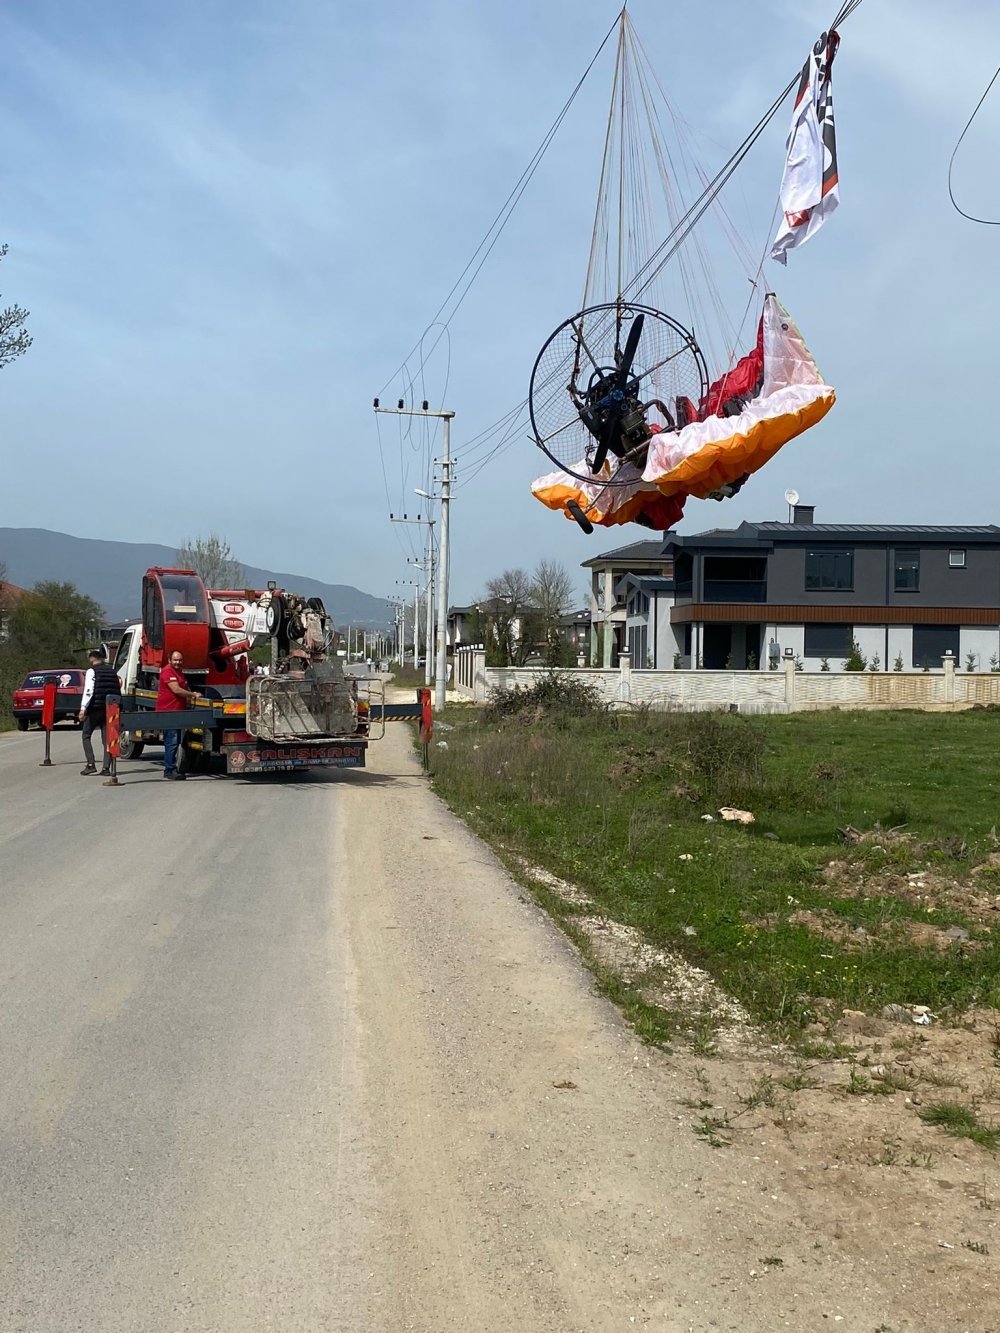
[224,740,367,774]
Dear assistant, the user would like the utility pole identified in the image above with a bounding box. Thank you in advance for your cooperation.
[395,579,421,669]
[374,398,455,711]
[407,547,434,685]
[435,414,453,712]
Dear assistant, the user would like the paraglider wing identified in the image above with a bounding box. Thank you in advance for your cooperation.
[531,456,686,531]
[641,295,834,499]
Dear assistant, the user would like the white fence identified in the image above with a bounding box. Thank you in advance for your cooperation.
[452,647,1000,714]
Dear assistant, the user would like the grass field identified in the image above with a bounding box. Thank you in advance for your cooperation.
[431,684,1000,1037]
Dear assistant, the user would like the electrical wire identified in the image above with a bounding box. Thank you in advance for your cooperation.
[948,62,1000,225]
[376,10,622,400]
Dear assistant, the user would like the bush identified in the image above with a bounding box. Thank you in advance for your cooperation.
[843,640,867,672]
[681,712,766,802]
[485,671,606,722]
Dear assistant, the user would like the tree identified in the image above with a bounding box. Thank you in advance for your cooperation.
[5,581,103,661]
[842,639,867,672]
[176,533,245,588]
[529,558,576,666]
[480,568,534,666]
[0,245,32,370]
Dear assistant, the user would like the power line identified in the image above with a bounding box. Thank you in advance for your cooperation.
[948,61,1000,226]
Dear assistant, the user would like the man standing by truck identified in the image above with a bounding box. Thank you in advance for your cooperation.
[158,651,200,781]
[78,647,120,776]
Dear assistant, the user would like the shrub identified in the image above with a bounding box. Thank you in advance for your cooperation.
[843,640,867,672]
[484,671,606,722]
[682,712,765,802]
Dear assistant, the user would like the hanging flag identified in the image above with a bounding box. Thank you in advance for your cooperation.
[771,30,840,265]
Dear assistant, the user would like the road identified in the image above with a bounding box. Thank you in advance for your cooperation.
[0,719,972,1331]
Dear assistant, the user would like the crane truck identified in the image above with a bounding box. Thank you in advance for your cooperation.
[113,567,388,775]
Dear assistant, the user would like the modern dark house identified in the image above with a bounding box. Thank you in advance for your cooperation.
[659,508,1000,671]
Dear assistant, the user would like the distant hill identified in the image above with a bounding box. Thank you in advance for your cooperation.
[0,528,391,627]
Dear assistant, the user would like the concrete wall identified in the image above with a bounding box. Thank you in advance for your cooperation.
[452,646,1000,712]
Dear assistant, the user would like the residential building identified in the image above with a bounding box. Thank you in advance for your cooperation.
[658,509,1000,670]
[581,540,674,666]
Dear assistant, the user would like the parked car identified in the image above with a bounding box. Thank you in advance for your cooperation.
[11,668,86,730]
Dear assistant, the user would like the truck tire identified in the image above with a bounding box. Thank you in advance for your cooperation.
[16,718,29,732]
[118,731,145,760]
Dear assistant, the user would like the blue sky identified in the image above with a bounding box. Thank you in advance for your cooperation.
[1,0,998,610]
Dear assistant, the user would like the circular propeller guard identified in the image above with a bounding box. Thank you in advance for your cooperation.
[529,302,709,486]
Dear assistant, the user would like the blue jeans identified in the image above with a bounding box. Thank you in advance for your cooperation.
[163,729,182,775]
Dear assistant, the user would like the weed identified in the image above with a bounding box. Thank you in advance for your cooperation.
[740,1075,779,1110]
[780,1071,820,1091]
[906,1152,937,1169]
[919,1068,965,1090]
[688,1021,719,1058]
[692,1065,714,1097]
[761,1255,784,1268]
[693,1112,731,1148]
[869,1134,903,1166]
[876,1068,917,1093]
[919,1101,1000,1151]
[796,1039,852,1061]
[964,1239,990,1255]
[845,1068,874,1096]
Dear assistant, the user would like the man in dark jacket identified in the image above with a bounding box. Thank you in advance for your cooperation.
[79,648,120,776]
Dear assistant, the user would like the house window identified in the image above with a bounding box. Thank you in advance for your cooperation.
[894,549,920,591]
[805,549,853,591]
[803,624,852,658]
[912,624,959,668]
[949,549,966,568]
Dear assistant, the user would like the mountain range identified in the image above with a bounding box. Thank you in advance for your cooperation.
[0,528,391,628]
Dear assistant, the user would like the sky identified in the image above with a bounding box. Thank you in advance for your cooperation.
[1,0,998,613]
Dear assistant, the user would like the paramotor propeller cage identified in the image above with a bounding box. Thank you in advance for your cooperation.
[529,301,709,486]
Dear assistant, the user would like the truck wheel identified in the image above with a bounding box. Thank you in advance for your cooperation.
[118,731,145,760]
[16,718,29,732]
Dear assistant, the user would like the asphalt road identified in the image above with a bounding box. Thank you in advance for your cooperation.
[0,721,965,1331]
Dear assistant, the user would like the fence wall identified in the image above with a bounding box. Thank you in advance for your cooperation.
[452,647,1000,713]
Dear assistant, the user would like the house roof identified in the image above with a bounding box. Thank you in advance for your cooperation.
[615,574,675,594]
[663,521,1000,552]
[0,580,27,611]
[754,523,1000,541]
[581,539,672,567]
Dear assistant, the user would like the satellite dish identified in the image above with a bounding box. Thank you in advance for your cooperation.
[784,489,800,506]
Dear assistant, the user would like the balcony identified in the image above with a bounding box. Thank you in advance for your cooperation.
[703,578,767,603]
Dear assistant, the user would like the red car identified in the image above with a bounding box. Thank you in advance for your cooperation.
[11,668,86,730]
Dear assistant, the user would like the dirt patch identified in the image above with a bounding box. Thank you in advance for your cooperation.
[821,852,1000,931]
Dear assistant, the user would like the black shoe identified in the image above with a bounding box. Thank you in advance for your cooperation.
[99,768,111,776]
[163,771,187,780]
[80,765,97,776]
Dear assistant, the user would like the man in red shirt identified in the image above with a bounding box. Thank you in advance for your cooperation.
[157,651,200,780]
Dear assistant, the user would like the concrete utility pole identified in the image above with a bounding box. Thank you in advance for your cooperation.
[407,545,434,686]
[374,399,455,711]
[395,579,421,669]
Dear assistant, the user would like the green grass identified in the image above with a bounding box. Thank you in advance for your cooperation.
[919,1101,1000,1151]
[431,704,1000,1031]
